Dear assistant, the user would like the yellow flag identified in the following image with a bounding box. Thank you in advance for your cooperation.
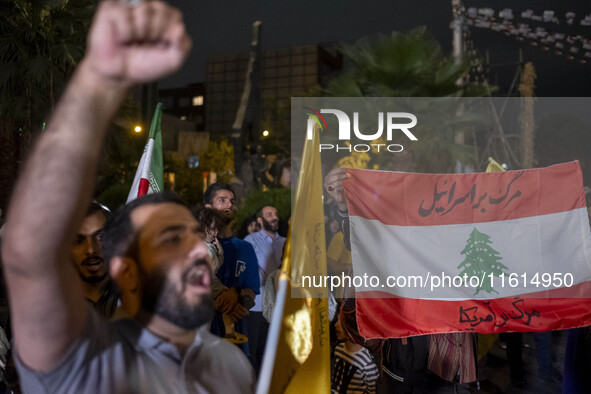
[257,121,330,394]
[486,157,505,173]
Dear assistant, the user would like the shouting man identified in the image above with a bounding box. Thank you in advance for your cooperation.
[71,202,118,317]
[0,2,254,393]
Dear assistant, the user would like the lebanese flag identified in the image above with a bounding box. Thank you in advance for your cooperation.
[342,161,591,338]
[127,103,164,203]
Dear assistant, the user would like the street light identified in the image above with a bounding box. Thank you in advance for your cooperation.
[262,130,269,137]
[134,125,142,133]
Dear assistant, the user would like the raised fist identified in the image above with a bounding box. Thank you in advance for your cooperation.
[83,1,191,87]
[324,167,349,211]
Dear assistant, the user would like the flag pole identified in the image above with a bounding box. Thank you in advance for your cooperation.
[256,120,330,394]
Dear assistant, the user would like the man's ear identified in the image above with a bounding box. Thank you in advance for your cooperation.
[205,203,212,209]
[110,256,141,316]
[110,257,138,290]
[257,217,264,228]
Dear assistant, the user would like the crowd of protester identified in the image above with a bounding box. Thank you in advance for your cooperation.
[1,181,583,393]
[0,165,587,393]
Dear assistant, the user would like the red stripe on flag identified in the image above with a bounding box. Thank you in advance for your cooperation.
[356,280,591,338]
[138,178,150,198]
[343,161,586,226]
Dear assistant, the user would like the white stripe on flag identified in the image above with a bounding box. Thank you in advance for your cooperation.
[350,207,591,300]
[140,139,155,181]
[127,138,154,203]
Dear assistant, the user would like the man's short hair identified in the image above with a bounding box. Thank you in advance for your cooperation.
[255,205,276,219]
[86,201,111,220]
[203,183,235,205]
[102,192,186,263]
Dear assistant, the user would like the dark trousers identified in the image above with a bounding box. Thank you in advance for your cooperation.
[532,331,552,375]
[247,311,269,376]
[377,377,426,394]
[426,373,471,394]
[503,332,525,382]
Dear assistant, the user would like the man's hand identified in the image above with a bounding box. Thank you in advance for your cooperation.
[215,288,239,314]
[228,303,249,321]
[240,288,255,300]
[83,1,191,88]
[324,168,348,211]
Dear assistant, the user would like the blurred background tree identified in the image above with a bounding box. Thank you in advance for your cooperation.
[233,187,291,237]
[324,28,493,173]
[0,0,149,214]
[0,0,97,212]
[200,139,235,183]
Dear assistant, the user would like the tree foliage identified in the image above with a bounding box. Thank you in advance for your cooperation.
[0,0,95,138]
[164,154,204,208]
[325,28,494,173]
[326,28,490,98]
[0,0,96,211]
[233,187,291,233]
[200,139,235,183]
[95,99,146,196]
[96,183,132,213]
[155,138,238,208]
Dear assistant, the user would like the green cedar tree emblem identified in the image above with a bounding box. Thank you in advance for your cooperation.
[457,228,509,296]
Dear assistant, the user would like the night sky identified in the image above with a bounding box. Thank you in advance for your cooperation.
[162,0,591,96]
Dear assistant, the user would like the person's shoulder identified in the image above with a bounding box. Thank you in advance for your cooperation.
[229,236,248,245]
[111,317,144,339]
[196,329,255,387]
[357,346,374,362]
[14,308,127,393]
[231,236,256,252]
[199,329,245,356]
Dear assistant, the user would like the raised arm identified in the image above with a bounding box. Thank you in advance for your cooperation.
[324,167,348,212]
[0,1,190,371]
[325,167,351,250]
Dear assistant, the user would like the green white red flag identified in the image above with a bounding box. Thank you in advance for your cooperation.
[127,103,164,203]
[342,161,591,338]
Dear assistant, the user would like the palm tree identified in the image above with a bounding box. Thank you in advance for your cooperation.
[0,0,96,212]
[325,28,493,173]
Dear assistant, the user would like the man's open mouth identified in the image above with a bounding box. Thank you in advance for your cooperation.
[185,264,211,289]
[82,257,104,271]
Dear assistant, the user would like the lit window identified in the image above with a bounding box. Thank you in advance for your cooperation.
[192,95,204,106]
[180,116,187,121]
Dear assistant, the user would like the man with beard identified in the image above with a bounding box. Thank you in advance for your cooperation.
[0,2,254,393]
[71,202,118,317]
[204,183,259,351]
[244,205,285,375]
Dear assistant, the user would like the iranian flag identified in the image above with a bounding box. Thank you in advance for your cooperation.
[342,161,591,338]
[127,103,164,203]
